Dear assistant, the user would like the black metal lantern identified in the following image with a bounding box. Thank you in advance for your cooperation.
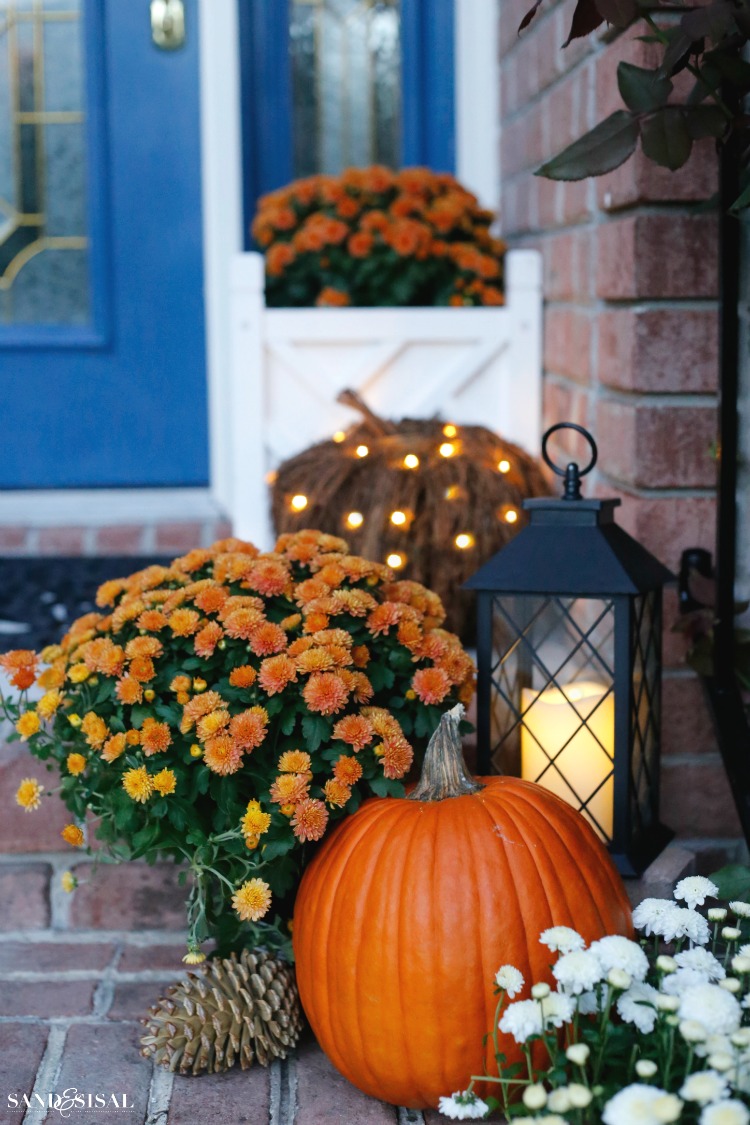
[464,423,674,875]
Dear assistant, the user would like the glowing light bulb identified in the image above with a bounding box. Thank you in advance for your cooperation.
[346,511,364,529]
[290,494,308,512]
[504,508,518,524]
[439,442,456,458]
[356,444,369,458]
[443,423,458,438]
[455,533,475,550]
[390,510,407,526]
[445,485,461,501]
[498,459,511,474]
[386,552,406,569]
[265,470,278,485]
[332,430,346,443]
[403,453,420,469]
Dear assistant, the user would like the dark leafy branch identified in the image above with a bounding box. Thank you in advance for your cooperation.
[521,0,750,206]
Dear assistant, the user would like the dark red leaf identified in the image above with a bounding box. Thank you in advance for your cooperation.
[562,0,603,46]
[595,0,639,30]
[518,0,545,35]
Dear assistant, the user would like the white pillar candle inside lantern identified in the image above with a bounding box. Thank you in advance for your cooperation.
[520,681,614,840]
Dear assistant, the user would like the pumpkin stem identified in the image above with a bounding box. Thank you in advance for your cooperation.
[408,704,484,802]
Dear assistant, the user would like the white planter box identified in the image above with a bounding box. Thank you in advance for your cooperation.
[228,249,543,547]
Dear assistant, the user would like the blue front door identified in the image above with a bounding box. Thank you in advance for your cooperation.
[0,0,208,488]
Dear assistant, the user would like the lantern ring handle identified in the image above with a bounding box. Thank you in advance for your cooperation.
[541,422,598,478]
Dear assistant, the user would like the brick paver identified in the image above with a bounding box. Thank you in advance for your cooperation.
[0,863,51,930]
[44,1024,153,1124]
[1,1024,50,1116]
[168,1065,271,1124]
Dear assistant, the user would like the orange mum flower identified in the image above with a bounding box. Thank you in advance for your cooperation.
[361,706,402,740]
[316,562,346,587]
[333,755,363,785]
[96,578,128,607]
[332,714,374,751]
[382,736,414,779]
[229,665,257,689]
[66,753,87,776]
[244,559,290,598]
[194,621,223,658]
[141,719,172,756]
[278,750,311,774]
[291,797,329,842]
[398,620,423,652]
[37,663,66,689]
[352,645,370,668]
[316,286,350,307]
[193,585,229,614]
[304,611,330,633]
[115,676,143,705]
[102,732,127,763]
[367,602,403,636]
[412,666,452,705]
[197,709,231,741]
[1,649,40,690]
[169,608,201,636]
[294,578,331,605]
[248,622,287,657]
[269,773,309,805]
[203,735,243,775]
[170,674,191,693]
[61,824,85,847]
[83,638,126,678]
[129,656,156,683]
[223,607,264,640]
[288,637,314,657]
[258,655,297,696]
[81,712,108,749]
[137,609,168,631]
[125,636,163,660]
[295,648,334,674]
[324,778,351,807]
[181,690,224,732]
[230,706,269,751]
[303,672,349,715]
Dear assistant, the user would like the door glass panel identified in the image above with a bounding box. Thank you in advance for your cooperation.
[290,0,401,178]
[0,0,90,326]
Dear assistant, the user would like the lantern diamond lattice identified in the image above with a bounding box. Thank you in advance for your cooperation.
[465,423,674,875]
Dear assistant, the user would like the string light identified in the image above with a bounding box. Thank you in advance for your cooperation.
[332,430,346,443]
[443,423,458,438]
[356,444,369,458]
[403,453,420,469]
[390,510,407,526]
[498,459,511,474]
[386,552,406,569]
[455,533,475,550]
[445,485,462,501]
[290,494,308,512]
[504,508,518,524]
[346,511,364,529]
[265,470,278,485]
[439,442,456,458]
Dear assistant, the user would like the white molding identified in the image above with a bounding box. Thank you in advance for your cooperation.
[0,488,222,527]
[455,0,501,208]
[198,0,244,515]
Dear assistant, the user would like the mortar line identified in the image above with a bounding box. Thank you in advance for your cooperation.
[398,1108,425,1125]
[20,1024,67,1125]
[269,1059,283,1125]
[144,1065,173,1125]
[283,1055,297,1125]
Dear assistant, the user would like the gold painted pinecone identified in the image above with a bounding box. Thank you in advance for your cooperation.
[139,948,303,1075]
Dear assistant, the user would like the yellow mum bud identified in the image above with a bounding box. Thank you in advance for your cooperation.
[144,688,155,702]
[61,871,77,893]
[245,835,260,850]
[280,803,296,817]
[405,689,416,700]
[125,729,141,745]
[177,691,190,705]
[189,743,203,758]
[373,743,385,758]
[67,713,82,728]
[192,678,207,692]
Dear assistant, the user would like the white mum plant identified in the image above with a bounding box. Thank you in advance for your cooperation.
[438,876,750,1122]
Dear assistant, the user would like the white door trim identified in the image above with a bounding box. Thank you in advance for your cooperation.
[455,0,501,208]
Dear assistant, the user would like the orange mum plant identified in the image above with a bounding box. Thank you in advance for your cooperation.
[252,165,506,308]
[0,531,474,959]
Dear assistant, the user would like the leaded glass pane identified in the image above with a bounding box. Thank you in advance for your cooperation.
[490,595,616,842]
[629,591,661,837]
[290,0,401,178]
[0,0,90,326]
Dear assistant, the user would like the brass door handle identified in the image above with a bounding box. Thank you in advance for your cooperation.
[151,0,186,50]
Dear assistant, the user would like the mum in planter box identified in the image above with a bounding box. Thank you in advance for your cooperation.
[1,530,474,965]
[252,164,506,308]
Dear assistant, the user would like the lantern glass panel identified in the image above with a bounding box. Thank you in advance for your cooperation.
[630,590,661,840]
[489,594,616,842]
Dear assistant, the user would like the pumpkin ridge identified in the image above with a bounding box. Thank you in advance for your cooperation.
[501,785,624,937]
[397,795,434,1105]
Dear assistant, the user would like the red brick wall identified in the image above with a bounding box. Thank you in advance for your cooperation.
[499,2,742,857]
[0,517,232,557]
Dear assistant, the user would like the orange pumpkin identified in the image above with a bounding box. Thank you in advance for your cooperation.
[293,705,632,1109]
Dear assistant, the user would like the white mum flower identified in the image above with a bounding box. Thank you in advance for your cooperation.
[539,925,585,954]
[636,1059,659,1078]
[739,944,750,958]
[498,999,542,1044]
[590,934,649,982]
[617,981,660,1034]
[547,1087,571,1113]
[663,968,723,996]
[681,1020,709,1043]
[662,906,711,946]
[632,898,679,935]
[675,948,726,981]
[674,876,719,910]
[436,1090,489,1120]
[553,950,604,995]
[695,1033,734,1060]
[602,1085,682,1125]
[700,1100,750,1125]
[568,1083,593,1108]
[730,901,750,919]
[540,991,575,1029]
[577,989,602,1015]
[680,1070,730,1106]
[522,1084,547,1110]
[494,964,524,998]
[566,1043,590,1065]
[731,955,750,975]
[679,984,742,1036]
[708,1053,735,1074]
